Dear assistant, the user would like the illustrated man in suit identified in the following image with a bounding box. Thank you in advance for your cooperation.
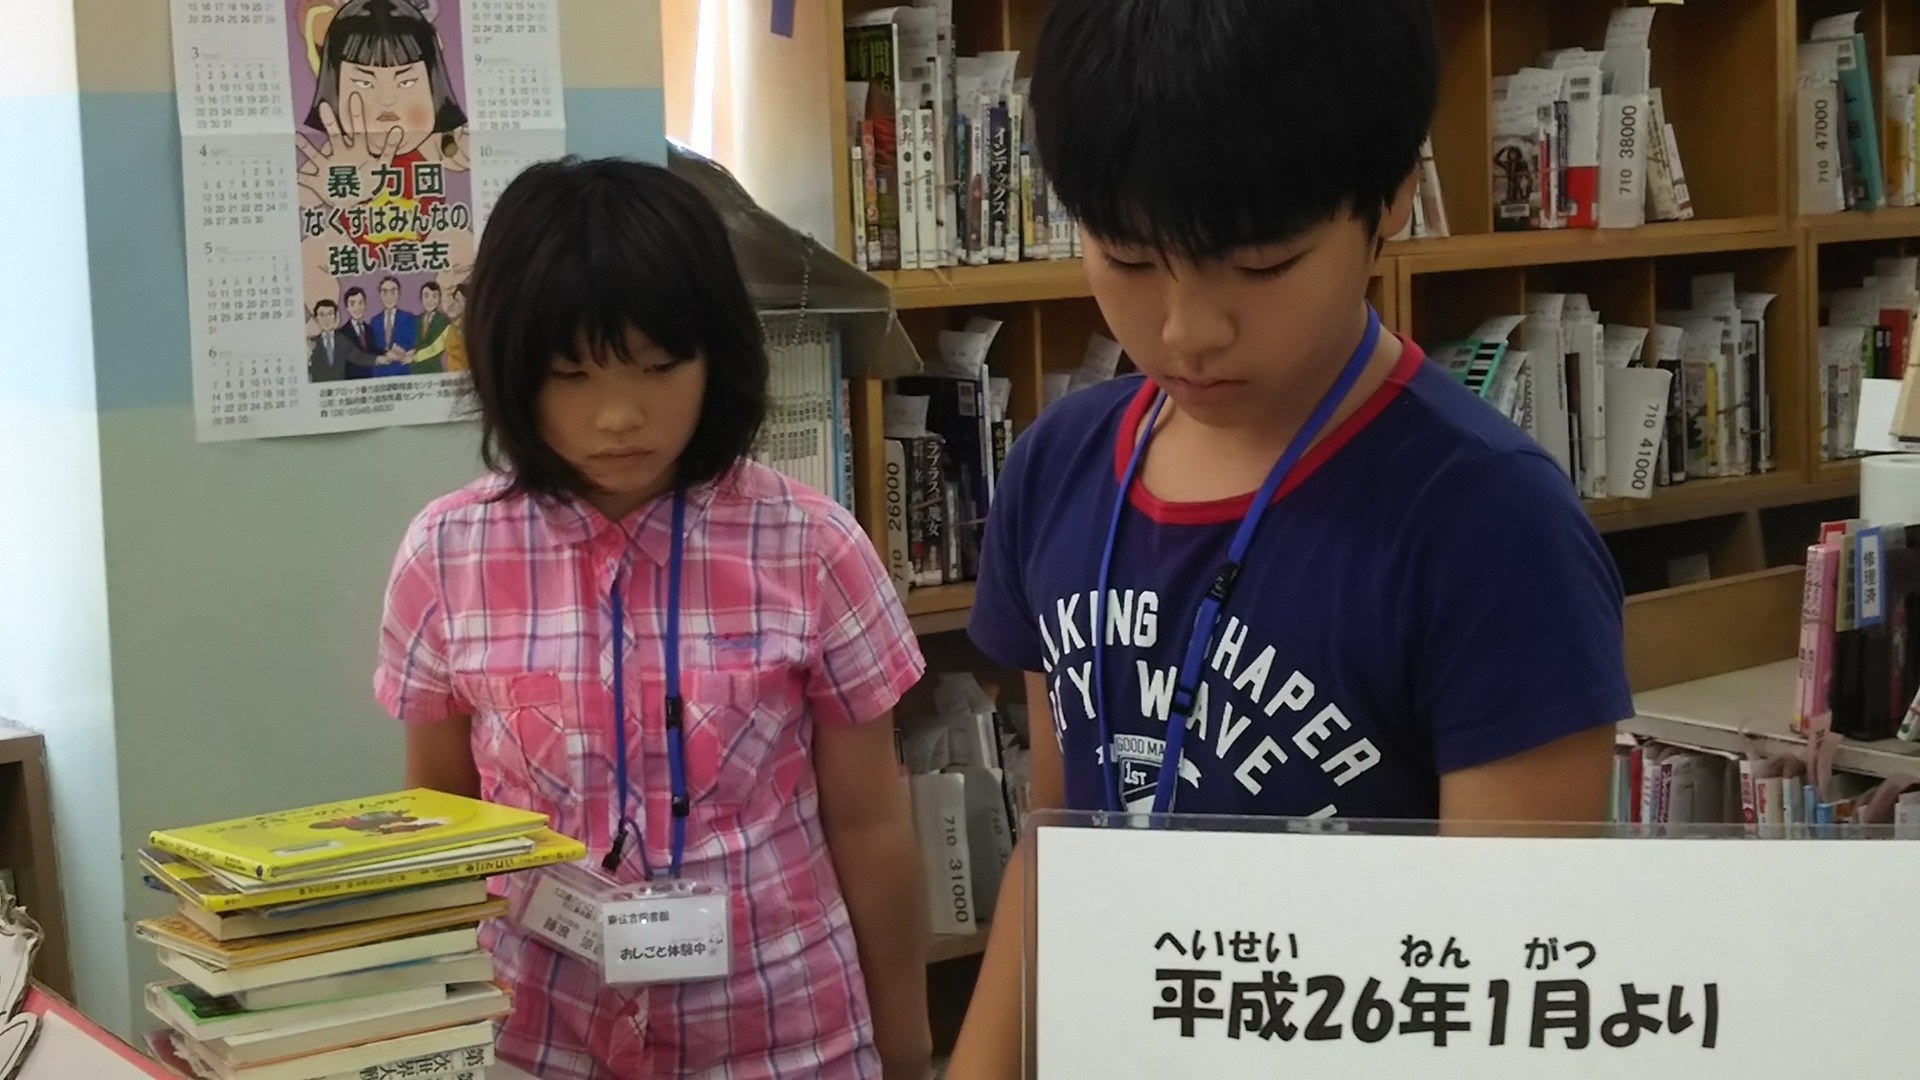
[368,276,418,376]
[306,298,365,382]
[340,286,377,379]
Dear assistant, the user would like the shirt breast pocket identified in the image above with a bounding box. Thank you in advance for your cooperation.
[681,665,802,813]
[465,671,584,817]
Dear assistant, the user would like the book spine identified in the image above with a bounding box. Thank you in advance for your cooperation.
[838,377,856,513]
[1658,351,1685,484]
[844,27,903,269]
[1737,758,1757,835]
[148,837,266,882]
[915,106,941,269]
[848,136,868,270]
[987,101,1011,262]
[1835,34,1887,210]
[1795,542,1839,735]
[1645,89,1682,220]
[908,436,945,587]
[1742,320,1763,473]
[1564,68,1601,227]
[152,840,582,913]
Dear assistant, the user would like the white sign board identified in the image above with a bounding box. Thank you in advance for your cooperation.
[1034,826,1920,1077]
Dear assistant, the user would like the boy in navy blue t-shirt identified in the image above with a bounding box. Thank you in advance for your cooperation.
[947,0,1634,1074]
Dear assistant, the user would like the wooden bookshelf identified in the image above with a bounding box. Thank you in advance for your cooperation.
[875,261,1090,308]
[664,0,1920,1051]
[0,722,70,999]
[718,0,1914,626]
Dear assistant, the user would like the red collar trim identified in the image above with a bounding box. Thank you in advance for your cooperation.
[1111,333,1425,526]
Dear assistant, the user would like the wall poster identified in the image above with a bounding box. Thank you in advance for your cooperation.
[169,0,566,441]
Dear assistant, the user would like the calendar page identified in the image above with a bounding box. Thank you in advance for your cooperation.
[168,0,566,442]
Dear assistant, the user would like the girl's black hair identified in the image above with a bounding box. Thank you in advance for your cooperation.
[464,156,769,502]
[305,0,467,135]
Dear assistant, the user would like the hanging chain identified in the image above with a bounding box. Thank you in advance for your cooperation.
[760,246,820,353]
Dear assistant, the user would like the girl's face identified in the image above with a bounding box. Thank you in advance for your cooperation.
[421,288,440,313]
[538,326,706,521]
[341,59,435,155]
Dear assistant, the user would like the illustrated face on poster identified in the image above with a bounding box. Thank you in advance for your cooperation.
[290,0,473,381]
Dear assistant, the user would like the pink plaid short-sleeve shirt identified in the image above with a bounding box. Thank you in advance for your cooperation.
[374,460,925,1080]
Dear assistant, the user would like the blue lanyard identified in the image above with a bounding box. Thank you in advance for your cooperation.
[602,488,688,879]
[1092,304,1383,816]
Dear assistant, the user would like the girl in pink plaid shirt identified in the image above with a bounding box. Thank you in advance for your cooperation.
[374,158,932,1079]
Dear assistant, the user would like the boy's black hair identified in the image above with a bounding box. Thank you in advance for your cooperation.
[1031,0,1438,260]
[305,0,467,135]
[464,156,768,503]
[314,298,337,312]
[344,286,366,302]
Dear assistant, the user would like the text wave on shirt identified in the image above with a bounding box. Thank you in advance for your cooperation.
[1038,588,1383,817]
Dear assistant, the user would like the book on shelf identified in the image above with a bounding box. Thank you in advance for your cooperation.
[1491,7,1691,233]
[883,318,1010,592]
[136,790,585,1080]
[750,311,857,512]
[1798,12,1895,214]
[1608,734,1897,838]
[1623,520,1920,836]
[844,4,1080,272]
[883,327,1125,595]
[1427,274,1770,503]
[1819,257,1920,461]
[1389,136,1451,241]
[898,671,1028,937]
[1796,518,1920,744]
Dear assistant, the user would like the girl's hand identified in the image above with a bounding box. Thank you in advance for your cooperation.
[296,93,408,210]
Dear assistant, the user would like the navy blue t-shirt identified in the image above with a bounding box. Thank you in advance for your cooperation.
[968,340,1634,821]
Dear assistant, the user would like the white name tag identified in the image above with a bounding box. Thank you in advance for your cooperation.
[515,864,730,986]
[518,871,604,968]
[602,883,731,986]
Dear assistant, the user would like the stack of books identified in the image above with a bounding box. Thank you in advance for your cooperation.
[133,789,584,1080]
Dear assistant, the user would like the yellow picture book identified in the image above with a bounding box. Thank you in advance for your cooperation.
[147,790,550,882]
[141,828,586,913]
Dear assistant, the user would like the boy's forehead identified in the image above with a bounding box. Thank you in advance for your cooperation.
[1094,214,1351,257]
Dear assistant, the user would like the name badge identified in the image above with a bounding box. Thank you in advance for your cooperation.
[515,864,730,986]
[602,881,731,986]
[518,869,604,968]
